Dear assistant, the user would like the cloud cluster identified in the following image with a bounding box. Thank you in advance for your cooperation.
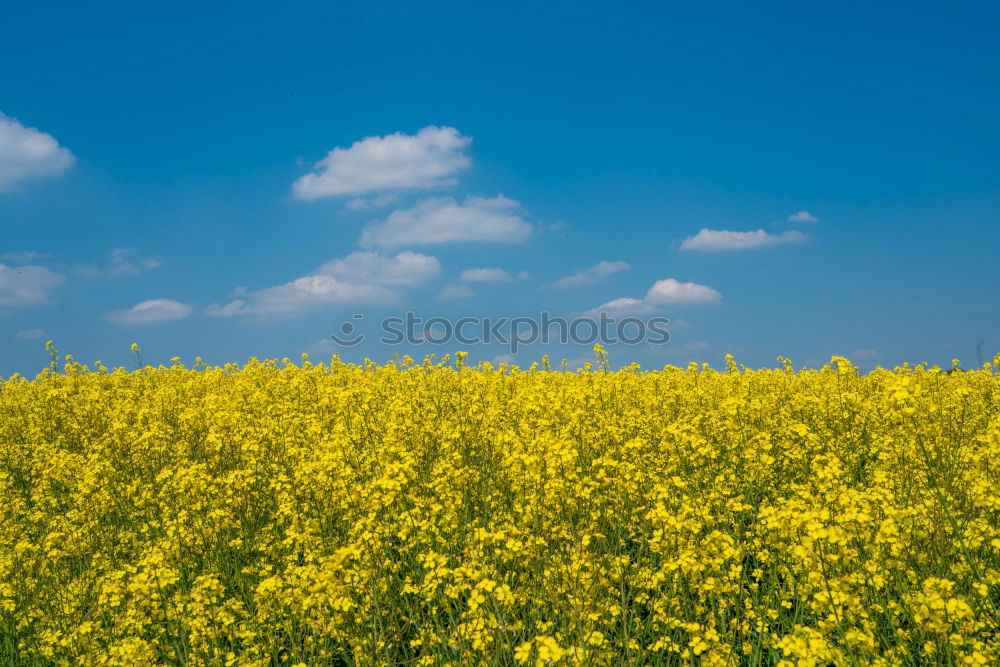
[0,113,74,191]
[295,126,532,248]
[204,127,535,318]
[5,112,836,355]
[680,229,805,252]
[293,126,471,200]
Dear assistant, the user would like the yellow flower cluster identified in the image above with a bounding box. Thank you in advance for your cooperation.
[2,345,1000,665]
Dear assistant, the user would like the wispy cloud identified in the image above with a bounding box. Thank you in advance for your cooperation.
[76,248,162,278]
[293,126,471,200]
[552,260,630,288]
[437,283,476,300]
[0,263,65,306]
[459,268,528,284]
[360,195,532,248]
[0,112,74,191]
[15,328,46,340]
[438,267,530,297]
[680,229,805,251]
[105,299,192,325]
[0,250,50,264]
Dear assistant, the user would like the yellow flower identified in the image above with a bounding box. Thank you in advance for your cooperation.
[3,350,999,664]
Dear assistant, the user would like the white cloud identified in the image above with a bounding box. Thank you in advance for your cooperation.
[492,354,517,365]
[680,228,806,251]
[360,195,531,248]
[553,260,630,288]
[205,251,435,318]
[15,328,46,340]
[317,250,441,287]
[0,263,65,306]
[645,278,722,305]
[787,211,819,223]
[1,250,49,263]
[204,300,248,317]
[582,297,657,318]
[460,268,514,283]
[108,248,161,276]
[584,278,721,317]
[853,348,882,361]
[293,126,471,200]
[105,299,193,326]
[0,113,74,191]
[438,283,475,300]
[206,276,395,318]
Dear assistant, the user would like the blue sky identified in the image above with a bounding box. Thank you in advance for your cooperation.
[2,0,998,374]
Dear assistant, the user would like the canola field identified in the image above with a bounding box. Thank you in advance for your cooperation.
[2,346,1000,665]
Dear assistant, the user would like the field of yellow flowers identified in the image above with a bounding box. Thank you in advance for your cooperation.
[2,344,1000,665]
